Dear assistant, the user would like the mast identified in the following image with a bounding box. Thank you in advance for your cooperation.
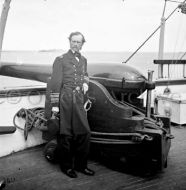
[158,0,186,78]
[0,0,11,67]
[158,0,167,78]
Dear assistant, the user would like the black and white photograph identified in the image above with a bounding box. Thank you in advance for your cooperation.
[0,0,186,189]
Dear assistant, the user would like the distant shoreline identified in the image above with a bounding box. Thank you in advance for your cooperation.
[3,49,183,53]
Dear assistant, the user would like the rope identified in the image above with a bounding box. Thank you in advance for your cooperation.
[13,99,91,140]
[179,12,186,61]
[13,107,47,140]
[123,2,180,64]
[123,0,186,64]
[166,1,186,79]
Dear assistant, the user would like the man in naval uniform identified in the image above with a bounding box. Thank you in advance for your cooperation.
[50,32,94,178]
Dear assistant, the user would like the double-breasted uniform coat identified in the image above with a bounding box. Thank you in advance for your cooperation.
[50,49,90,170]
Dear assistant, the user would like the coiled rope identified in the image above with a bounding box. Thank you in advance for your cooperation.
[13,101,91,141]
[13,107,47,140]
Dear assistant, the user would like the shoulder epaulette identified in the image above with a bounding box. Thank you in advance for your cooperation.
[82,55,87,60]
[58,54,63,58]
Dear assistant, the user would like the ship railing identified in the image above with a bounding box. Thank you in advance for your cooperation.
[154,59,186,79]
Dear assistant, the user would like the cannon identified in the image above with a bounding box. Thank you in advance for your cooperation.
[0,61,172,170]
[31,62,172,171]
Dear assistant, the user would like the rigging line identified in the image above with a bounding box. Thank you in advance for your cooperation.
[177,17,186,59]
[169,11,184,79]
[176,14,186,78]
[179,50,186,60]
[169,11,186,79]
[179,18,186,60]
[123,1,185,64]
[165,1,186,80]
[179,22,186,61]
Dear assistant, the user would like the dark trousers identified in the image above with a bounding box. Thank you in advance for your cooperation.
[57,133,90,170]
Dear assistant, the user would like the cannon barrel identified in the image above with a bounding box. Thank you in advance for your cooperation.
[0,61,151,97]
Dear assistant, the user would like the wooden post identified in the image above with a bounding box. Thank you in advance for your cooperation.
[0,0,11,67]
[158,0,167,78]
[146,70,154,118]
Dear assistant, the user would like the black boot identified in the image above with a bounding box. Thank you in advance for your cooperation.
[77,167,95,176]
[61,168,78,178]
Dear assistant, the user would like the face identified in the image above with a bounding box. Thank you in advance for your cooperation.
[70,34,84,52]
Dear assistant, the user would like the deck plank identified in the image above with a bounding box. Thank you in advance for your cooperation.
[0,127,186,190]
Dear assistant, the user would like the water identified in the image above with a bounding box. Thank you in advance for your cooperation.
[0,50,185,89]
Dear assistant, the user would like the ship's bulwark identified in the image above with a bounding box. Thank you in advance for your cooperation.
[0,126,184,190]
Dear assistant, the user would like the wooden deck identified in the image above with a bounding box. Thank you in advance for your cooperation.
[0,126,186,190]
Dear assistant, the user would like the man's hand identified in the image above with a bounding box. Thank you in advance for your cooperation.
[83,83,89,94]
[52,107,59,113]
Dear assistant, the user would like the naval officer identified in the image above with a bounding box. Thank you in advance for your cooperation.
[50,32,94,178]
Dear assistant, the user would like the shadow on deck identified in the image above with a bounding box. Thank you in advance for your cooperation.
[0,127,186,190]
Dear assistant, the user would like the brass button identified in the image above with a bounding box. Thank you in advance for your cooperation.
[76,86,80,91]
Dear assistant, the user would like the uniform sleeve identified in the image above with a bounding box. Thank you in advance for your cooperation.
[50,57,63,106]
[84,58,89,85]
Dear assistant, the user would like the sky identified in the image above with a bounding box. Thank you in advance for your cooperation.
[1,0,186,52]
